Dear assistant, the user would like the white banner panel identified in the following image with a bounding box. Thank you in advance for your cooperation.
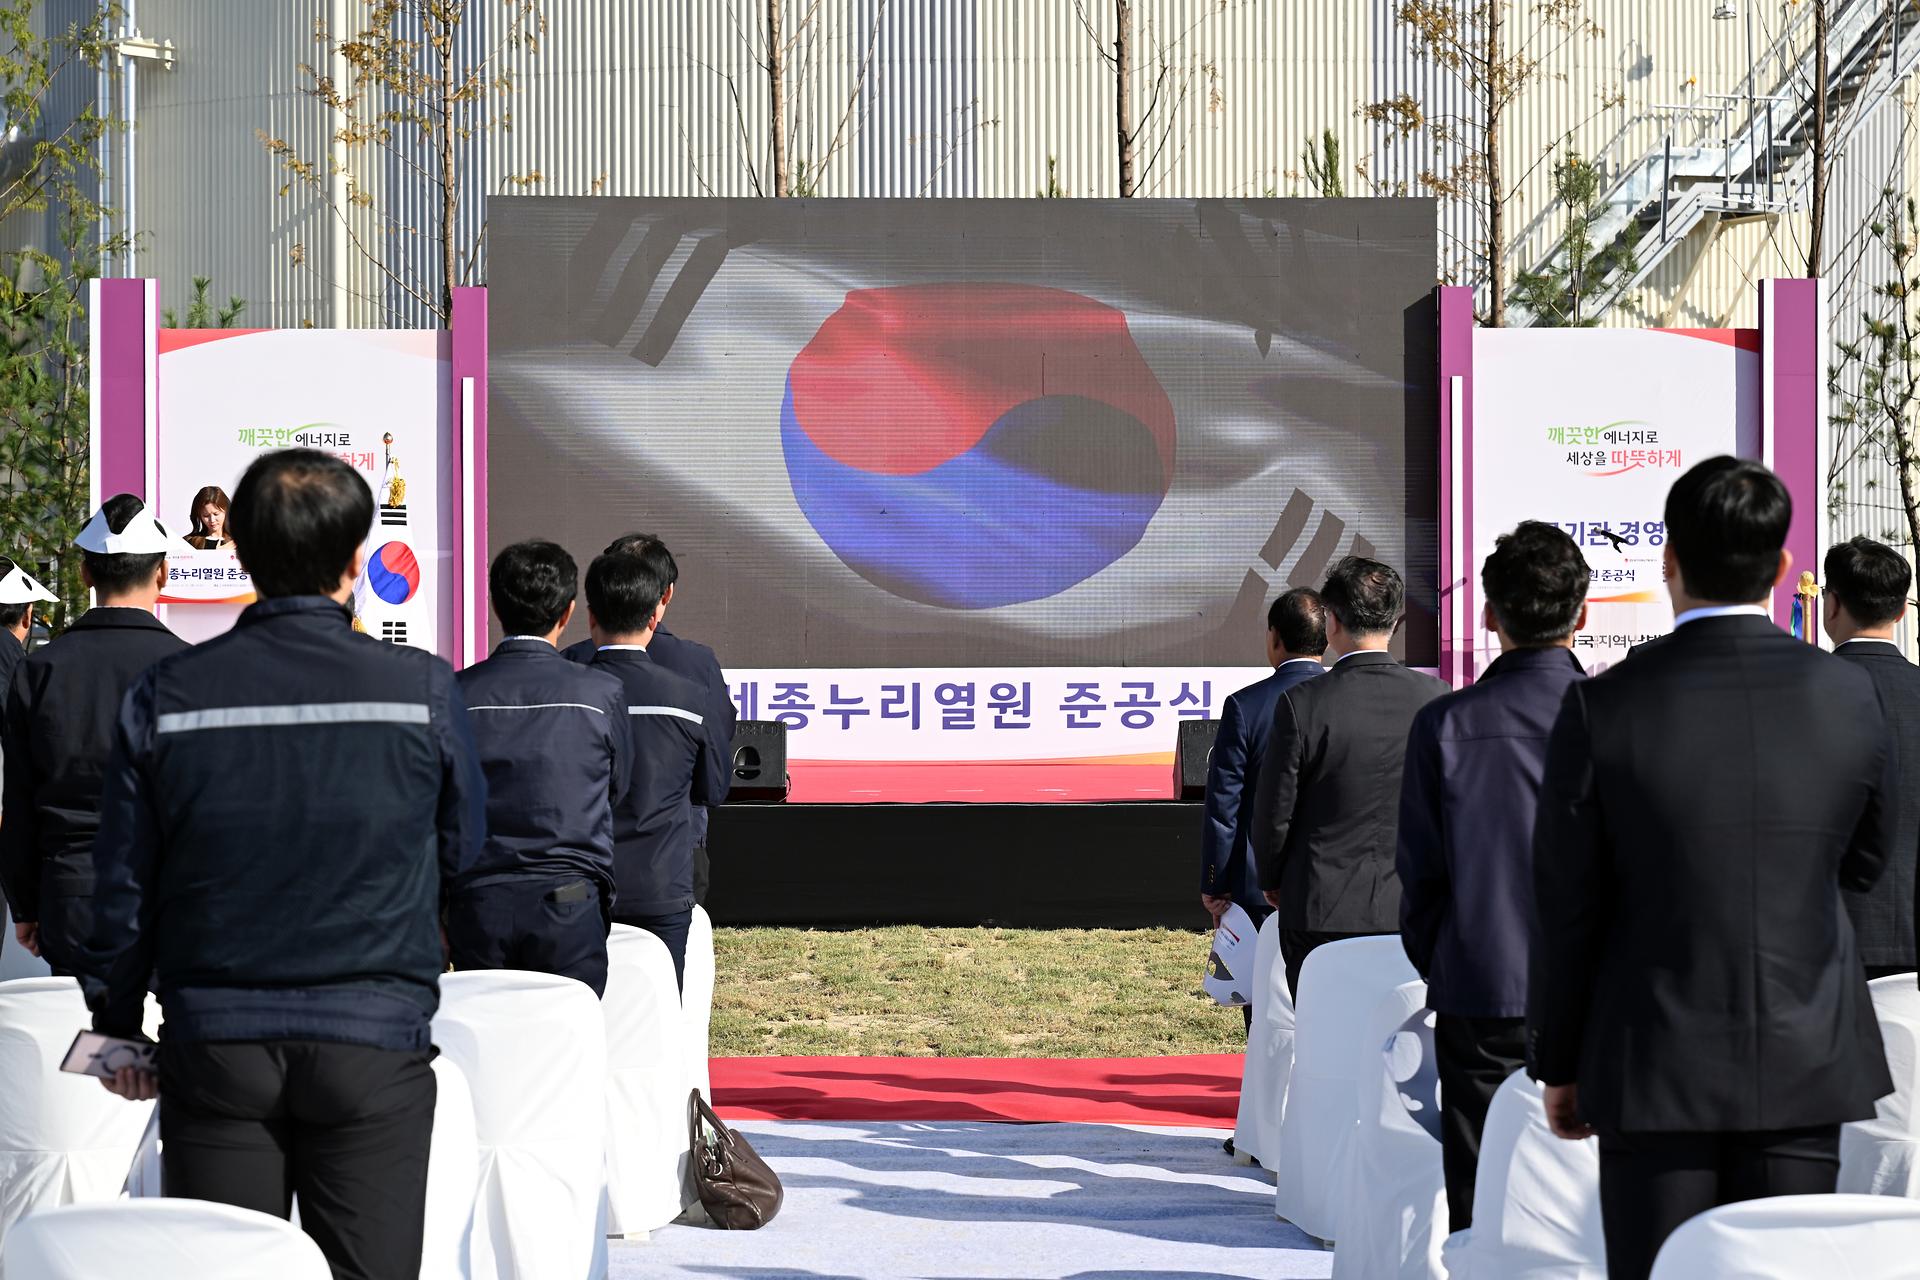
[726,667,1265,762]
[1471,329,1760,674]
[154,330,452,655]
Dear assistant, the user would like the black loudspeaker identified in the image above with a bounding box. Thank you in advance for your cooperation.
[728,720,789,803]
[1174,719,1221,801]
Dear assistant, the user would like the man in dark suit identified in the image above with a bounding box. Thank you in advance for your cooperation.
[1398,521,1589,1232]
[1823,535,1920,980]
[566,534,733,901]
[1531,457,1895,1280]
[1201,587,1326,934]
[1252,556,1447,997]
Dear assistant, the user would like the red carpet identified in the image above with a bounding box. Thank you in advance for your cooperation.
[710,1054,1242,1127]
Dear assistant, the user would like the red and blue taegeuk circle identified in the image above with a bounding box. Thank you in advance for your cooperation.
[780,284,1176,610]
[366,542,420,605]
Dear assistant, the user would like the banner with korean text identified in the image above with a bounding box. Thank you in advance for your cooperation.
[153,329,453,652]
[1471,328,1761,675]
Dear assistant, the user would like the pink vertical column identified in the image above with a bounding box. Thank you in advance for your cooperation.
[1759,279,1826,628]
[1437,286,1476,688]
[450,286,489,669]
[89,278,158,508]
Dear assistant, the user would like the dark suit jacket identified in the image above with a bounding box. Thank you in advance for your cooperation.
[1201,658,1325,922]
[1834,638,1920,971]
[1529,614,1895,1133]
[1252,650,1447,932]
[1398,646,1586,1018]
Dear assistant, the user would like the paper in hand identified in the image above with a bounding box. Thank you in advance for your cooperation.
[1202,903,1258,1007]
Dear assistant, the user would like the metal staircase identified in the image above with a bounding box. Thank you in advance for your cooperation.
[1515,0,1920,325]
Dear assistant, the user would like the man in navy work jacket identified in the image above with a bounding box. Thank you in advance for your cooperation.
[568,532,733,901]
[76,450,486,1280]
[451,539,630,996]
[1396,520,1589,1233]
[587,543,727,989]
[1201,588,1326,945]
[2,495,185,973]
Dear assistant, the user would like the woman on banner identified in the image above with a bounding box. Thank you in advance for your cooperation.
[184,485,234,550]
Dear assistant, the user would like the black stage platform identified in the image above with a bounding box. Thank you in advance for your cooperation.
[706,802,1205,930]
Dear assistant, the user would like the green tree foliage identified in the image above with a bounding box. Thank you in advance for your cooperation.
[1829,190,1920,567]
[1302,129,1343,198]
[162,276,246,328]
[0,2,121,631]
[1511,151,1637,328]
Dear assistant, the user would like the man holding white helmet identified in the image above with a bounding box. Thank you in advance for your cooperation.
[0,494,184,971]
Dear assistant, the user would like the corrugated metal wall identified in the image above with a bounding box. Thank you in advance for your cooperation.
[14,0,1916,635]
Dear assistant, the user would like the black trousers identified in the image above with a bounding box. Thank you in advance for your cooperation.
[159,1039,436,1280]
[617,906,693,991]
[446,876,609,997]
[1434,1013,1526,1232]
[1598,1125,1840,1280]
[1279,928,1389,1002]
[692,838,710,905]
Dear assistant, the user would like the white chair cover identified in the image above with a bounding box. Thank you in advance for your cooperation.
[1231,913,1293,1173]
[1330,979,1444,1279]
[1647,1193,1920,1279]
[432,971,609,1280]
[421,1055,480,1280]
[0,905,49,981]
[1274,936,1418,1238]
[1840,974,1920,1197]
[0,978,155,1253]
[1,1199,332,1280]
[1442,1071,1605,1280]
[683,905,715,1102]
[603,925,694,1238]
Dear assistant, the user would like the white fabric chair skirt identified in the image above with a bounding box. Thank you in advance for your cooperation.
[421,1055,481,1280]
[1441,1071,1605,1280]
[432,970,609,1280]
[1330,978,1443,1280]
[603,924,695,1238]
[0,978,154,1255]
[1840,973,1920,1197]
[683,905,715,1103]
[1274,935,1418,1238]
[1231,913,1293,1174]
[2,1200,333,1280]
[1647,1193,1920,1279]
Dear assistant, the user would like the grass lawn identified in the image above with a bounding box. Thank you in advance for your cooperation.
[710,926,1248,1058]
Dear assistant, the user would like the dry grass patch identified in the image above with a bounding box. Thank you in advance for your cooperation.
[710,926,1246,1058]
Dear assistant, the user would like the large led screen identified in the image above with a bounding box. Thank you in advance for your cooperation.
[489,197,1437,801]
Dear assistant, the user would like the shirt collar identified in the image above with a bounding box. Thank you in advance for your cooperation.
[1672,604,1771,629]
[1276,657,1324,670]
[501,634,554,646]
[1837,637,1902,651]
[597,643,649,652]
[239,595,353,627]
[1332,648,1395,666]
[68,605,174,633]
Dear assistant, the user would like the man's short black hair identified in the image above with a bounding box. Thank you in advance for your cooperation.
[587,546,670,635]
[1825,536,1912,628]
[0,557,29,630]
[82,493,168,597]
[1320,556,1404,635]
[602,532,678,586]
[1267,587,1328,656]
[490,540,578,636]
[1482,521,1590,646]
[1664,456,1792,604]
[229,449,373,598]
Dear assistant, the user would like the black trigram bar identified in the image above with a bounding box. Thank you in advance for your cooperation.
[379,506,408,527]
[380,621,409,645]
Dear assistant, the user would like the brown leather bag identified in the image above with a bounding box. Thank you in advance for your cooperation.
[688,1089,784,1229]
